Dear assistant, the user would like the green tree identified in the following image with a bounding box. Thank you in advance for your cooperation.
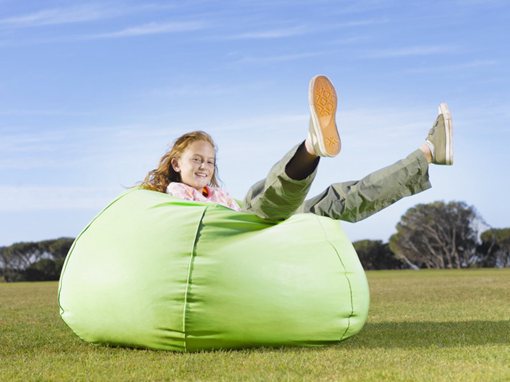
[478,228,510,268]
[0,241,42,281]
[39,238,74,260]
[0,246,5,281]
[353,240,405,270]
[24,258,64,281]
[389,201,482,269]
[0,238,74,282]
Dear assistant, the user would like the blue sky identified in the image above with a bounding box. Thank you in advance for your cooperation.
[1,0,509,246]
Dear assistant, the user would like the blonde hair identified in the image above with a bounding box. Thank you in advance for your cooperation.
[140,131,220,193]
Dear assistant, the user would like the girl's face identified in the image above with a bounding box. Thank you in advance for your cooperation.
[171,140,215,191]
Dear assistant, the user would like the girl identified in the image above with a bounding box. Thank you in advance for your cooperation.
[141,130,241,212]
[141,75,453,223]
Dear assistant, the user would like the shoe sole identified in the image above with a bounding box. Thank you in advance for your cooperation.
[309,75,340,157]
[438,103,453,165]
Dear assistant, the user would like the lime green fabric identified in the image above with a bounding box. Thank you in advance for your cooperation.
[58,188,369,352]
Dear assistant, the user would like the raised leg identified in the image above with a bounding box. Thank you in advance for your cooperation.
[297,149,431,222]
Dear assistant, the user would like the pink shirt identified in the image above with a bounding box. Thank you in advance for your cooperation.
[166,182,241,212]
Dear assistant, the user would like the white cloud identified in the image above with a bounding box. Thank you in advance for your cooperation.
[87,21,207,39]
[403,59,498,74]
[334,18,388,27]
[226,26,309,39]
[0,186,119,211]
[0,3,178,29]
[0,158,74,170]
[146,84,234,98]
[325,1,394,15]
[0,109,92,116]
[324,36,371,46]
[0,5,119,28]
[0,130,66,154]
[219,19,385,41]
[0,124,132,169]
[233,51,324,64]
[363,45,459,58]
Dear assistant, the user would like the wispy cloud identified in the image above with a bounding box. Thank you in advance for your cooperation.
[0,5,119,28]
[0,4,178,29]
[226,25,309,40]
[146,83,235,98]
[0,109,92,116]
[86,21,207,39]
[0,185,119,211]
[363,45,458,58]
[403,59,498,74]
[0,20,207,45]
[334,18,388,27]
[220,19,385,41]
[233,51,324,65]
[325,1,394,15]
[323,35,371,46]
[0,130,67,154]
[215,113,308,133]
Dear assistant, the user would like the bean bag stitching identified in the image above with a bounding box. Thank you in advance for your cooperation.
[58,189,134,315]
[315,215,354,342]
[182,204,209,352]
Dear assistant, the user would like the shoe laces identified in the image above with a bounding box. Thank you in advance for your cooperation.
[428,116,441,137]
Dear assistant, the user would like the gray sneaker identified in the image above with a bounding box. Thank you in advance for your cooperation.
[426,103,453,165]
[308,75,340,157]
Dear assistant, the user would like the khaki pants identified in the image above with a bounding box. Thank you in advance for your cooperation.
[243,144,431,222]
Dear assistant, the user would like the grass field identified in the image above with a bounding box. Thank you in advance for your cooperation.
[1,269,509,381]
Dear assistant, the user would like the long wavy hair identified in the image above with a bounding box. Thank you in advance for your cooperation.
[140,131,220,193]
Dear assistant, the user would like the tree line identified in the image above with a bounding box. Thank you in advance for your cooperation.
[0,238,74,282]
[356,201,510,270]
[1,201,509,282]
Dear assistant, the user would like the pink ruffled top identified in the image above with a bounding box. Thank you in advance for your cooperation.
[166,182,241,212]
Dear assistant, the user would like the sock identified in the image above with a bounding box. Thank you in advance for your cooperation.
[304,134,316,156]
[425,139,435,159]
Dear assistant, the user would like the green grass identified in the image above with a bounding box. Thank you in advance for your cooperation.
[1,269,509,381]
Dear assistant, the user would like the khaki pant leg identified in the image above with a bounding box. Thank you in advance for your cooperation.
[297,149,431,222]
[243,144,318,221]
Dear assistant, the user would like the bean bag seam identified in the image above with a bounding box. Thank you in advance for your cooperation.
[182,204,209,352]
[315,216,354,342]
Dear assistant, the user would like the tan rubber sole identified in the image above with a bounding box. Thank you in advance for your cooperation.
[309,75,340,156]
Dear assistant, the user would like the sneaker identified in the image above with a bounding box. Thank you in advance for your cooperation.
[307,75,340,157]
[425,103,453,165]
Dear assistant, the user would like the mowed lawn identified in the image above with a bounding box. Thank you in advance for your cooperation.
[1,269,509,381]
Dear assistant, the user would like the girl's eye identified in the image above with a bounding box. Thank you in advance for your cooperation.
[208,161,215,166]
[192,158,201,163]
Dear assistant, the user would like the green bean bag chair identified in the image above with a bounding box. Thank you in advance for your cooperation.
[58,188,369,352]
